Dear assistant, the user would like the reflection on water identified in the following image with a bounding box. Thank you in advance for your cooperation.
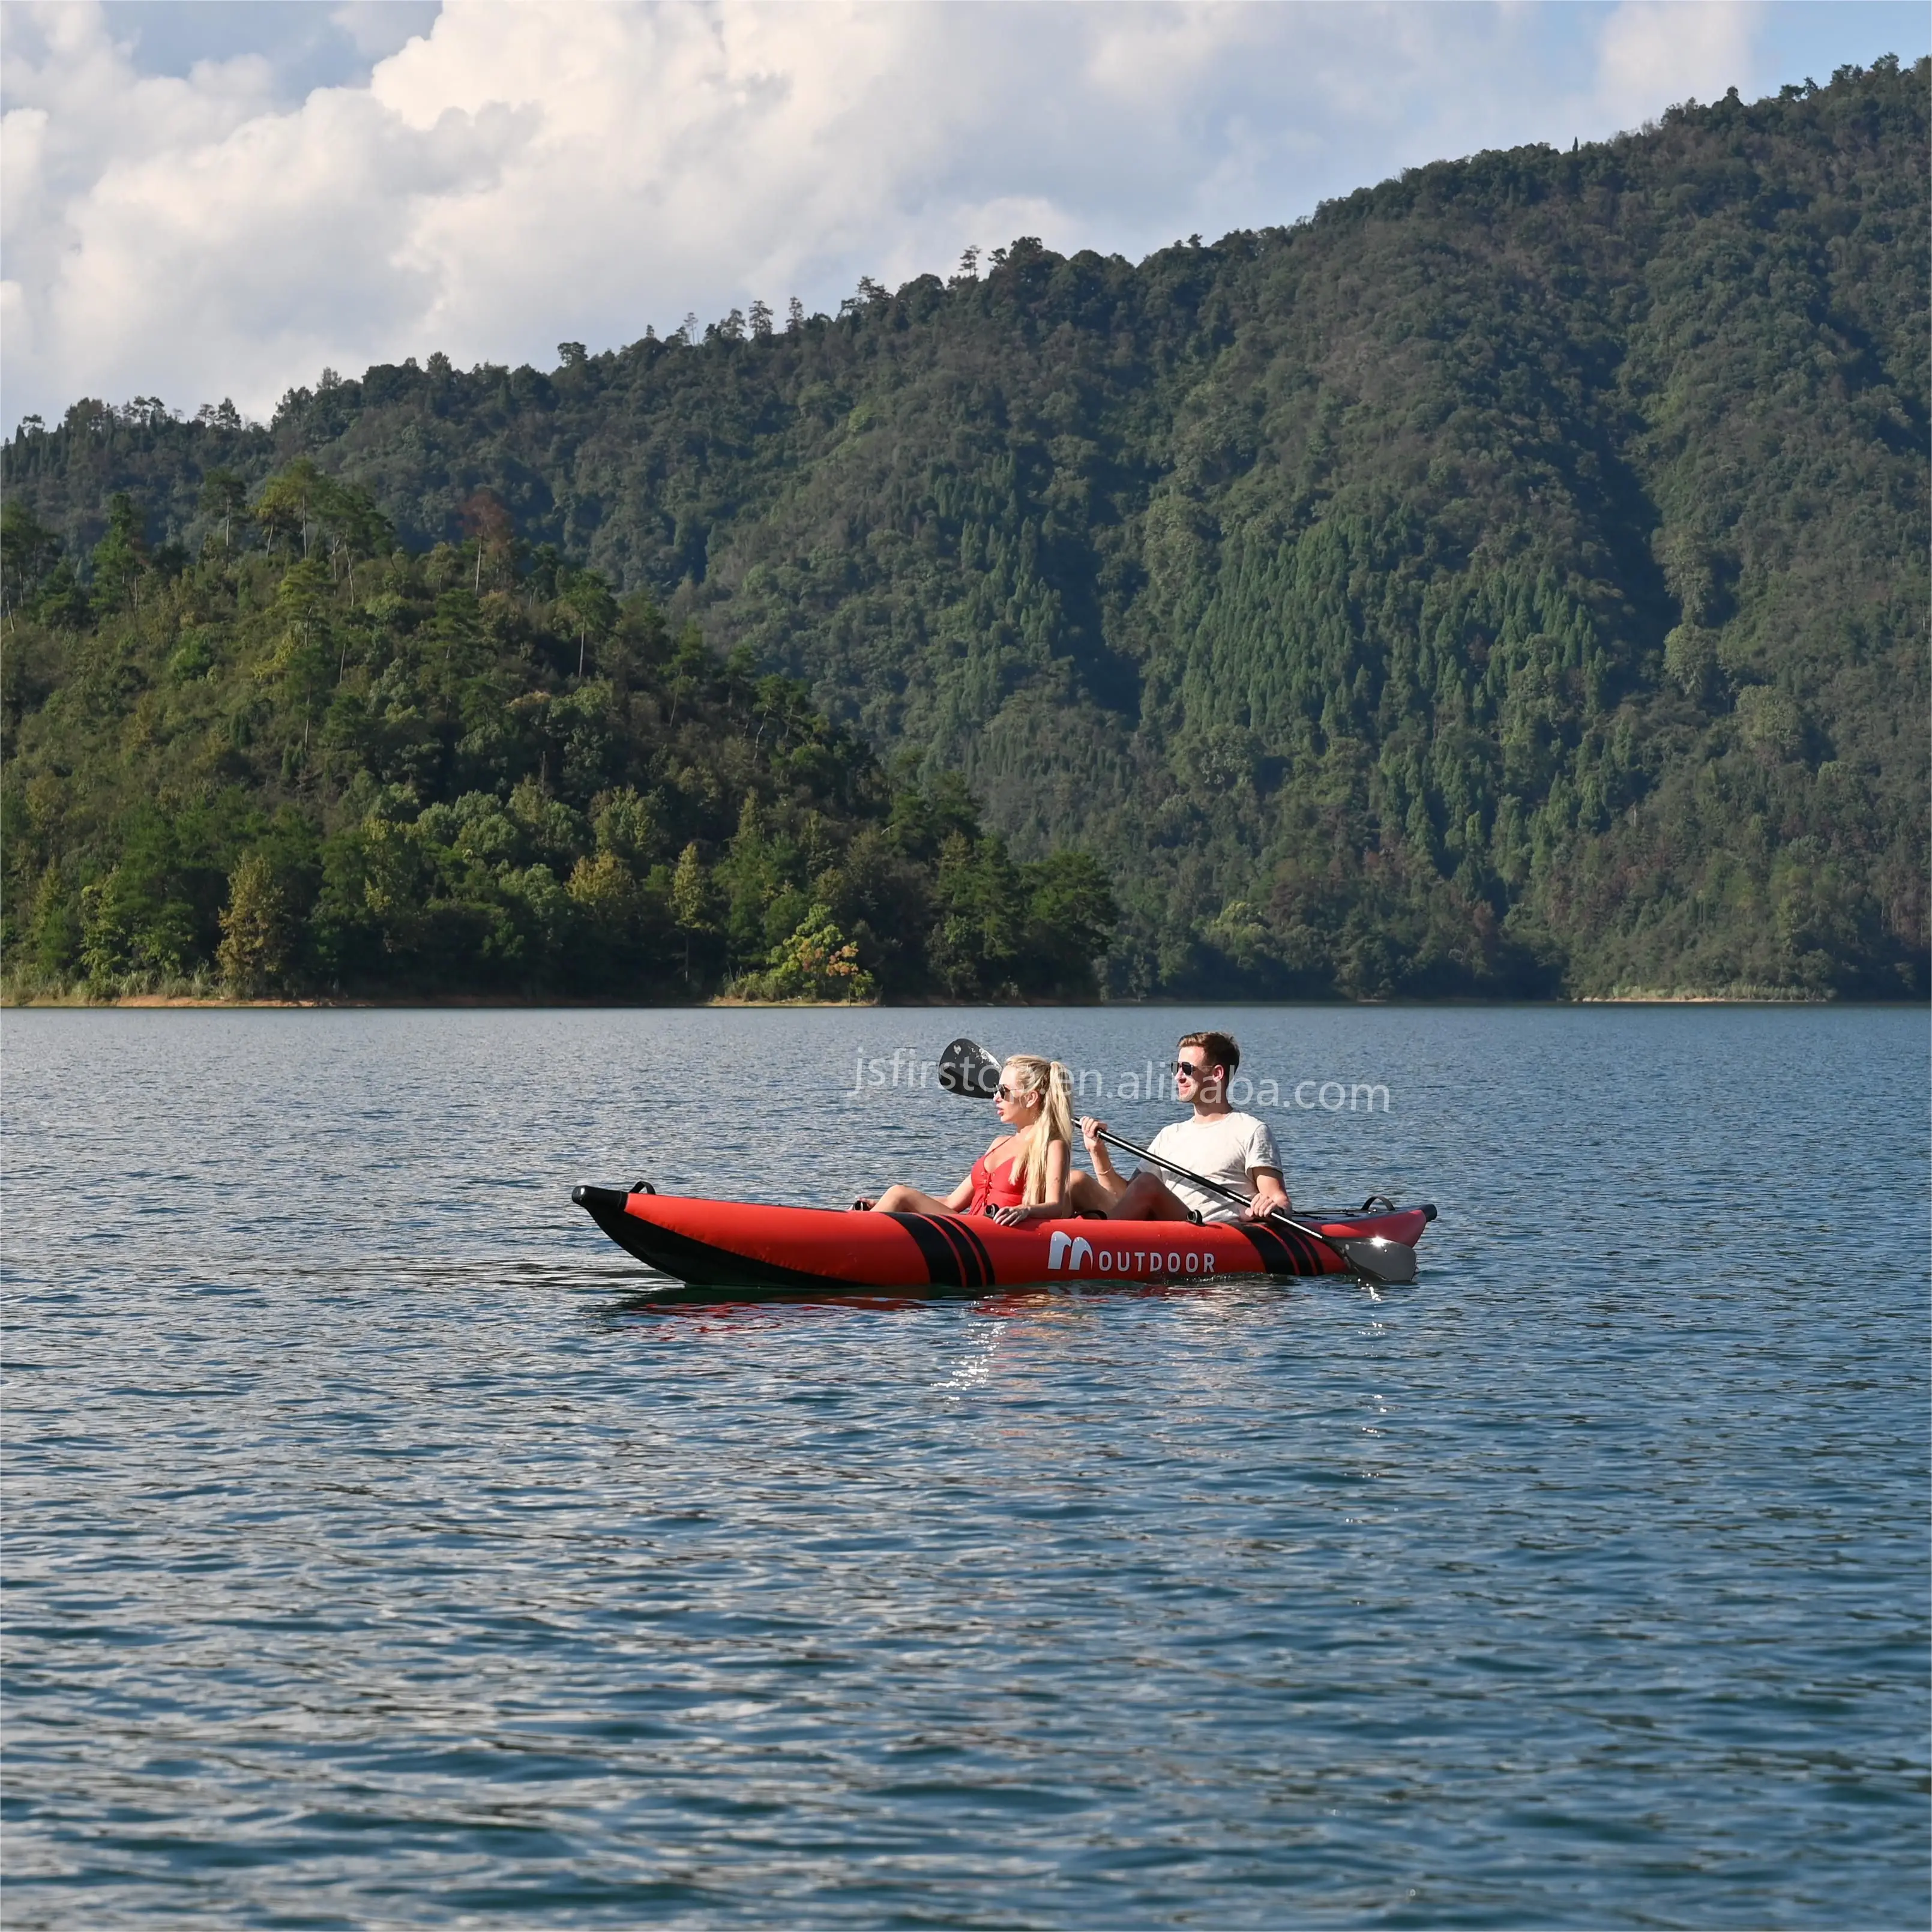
[3,1004,1927,1929]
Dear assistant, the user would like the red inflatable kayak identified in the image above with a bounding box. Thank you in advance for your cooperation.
[572,1185,1435,1296]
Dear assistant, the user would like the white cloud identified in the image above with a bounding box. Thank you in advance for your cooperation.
[1596,0,1762,124]
[330,2,442,64]
[0,0,1898,432]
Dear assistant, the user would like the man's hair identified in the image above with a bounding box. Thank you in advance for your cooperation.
[1179,1030,1240,1077]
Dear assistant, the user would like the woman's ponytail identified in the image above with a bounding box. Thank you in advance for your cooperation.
[1006,1055,1073,1206]
[1043,1059,1073,1167]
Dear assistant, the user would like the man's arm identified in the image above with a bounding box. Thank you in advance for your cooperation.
[1077,1116,1130,1206]
[1245,1166,1290,1218]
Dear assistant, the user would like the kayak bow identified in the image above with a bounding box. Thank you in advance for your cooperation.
[573,1186,1436,1295]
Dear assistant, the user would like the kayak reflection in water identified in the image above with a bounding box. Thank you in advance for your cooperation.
[852,1056,1073,1226]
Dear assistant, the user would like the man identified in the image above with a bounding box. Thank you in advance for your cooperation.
[1071,1031,1289,1224]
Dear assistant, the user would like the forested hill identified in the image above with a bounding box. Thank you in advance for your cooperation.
[5,57,1927,1000]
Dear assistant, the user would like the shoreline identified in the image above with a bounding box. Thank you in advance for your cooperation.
[1,991,1862,1011]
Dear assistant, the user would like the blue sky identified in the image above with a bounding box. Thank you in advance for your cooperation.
[95,2,1927,123]
[5,2,1924,432]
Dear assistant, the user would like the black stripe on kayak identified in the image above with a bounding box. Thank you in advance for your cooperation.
[1289,1224,1329,1272]
[885,1212,967,1289]
[1287,1221,1342,1273]
[1244,1221,1319,1275]
[951,1217,997,1287]
[1288,1223,1338,1272]
[921,1214,993,1290]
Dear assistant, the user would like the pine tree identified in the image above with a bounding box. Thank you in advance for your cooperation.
[217,854,293,998]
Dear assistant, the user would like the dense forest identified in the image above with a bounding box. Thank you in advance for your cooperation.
[4,57,1926,1001]
[0,490,1115,1002]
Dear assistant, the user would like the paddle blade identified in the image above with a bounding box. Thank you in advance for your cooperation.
[939,1037,1001,1098]
[1332,1236,1418,1286]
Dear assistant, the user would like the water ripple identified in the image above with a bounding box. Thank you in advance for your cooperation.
[3,1005,1927,1928]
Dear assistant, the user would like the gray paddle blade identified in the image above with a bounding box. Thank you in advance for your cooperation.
[1332,1236,1418,1285]
[938,1037,1001,1098]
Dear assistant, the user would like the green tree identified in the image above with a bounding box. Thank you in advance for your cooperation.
[28,868,82,980]
[555,566,618,678]
[197,468,248,553]
[1018,850,1118,998]
[88,493,146,615]
[670,841,715,990]
[460,488,514,596]
[1,498,60,620]
[216,852,294,996]
[263,557,336,762]
[313,476,392,594]
[930,832,1022,998]
[729,904,877,1002]
[254,460,325,557]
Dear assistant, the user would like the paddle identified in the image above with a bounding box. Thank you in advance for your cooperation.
[937,1037,1418,1285]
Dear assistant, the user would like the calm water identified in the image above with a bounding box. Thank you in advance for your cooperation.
[2,1005,1926,1929]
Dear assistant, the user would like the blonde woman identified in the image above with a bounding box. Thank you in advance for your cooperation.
[852,1056,1073,1225]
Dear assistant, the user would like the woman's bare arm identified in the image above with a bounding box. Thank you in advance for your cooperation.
[990,1139,1071,1225]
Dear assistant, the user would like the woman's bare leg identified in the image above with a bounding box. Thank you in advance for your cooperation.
[869,1184,960,1215]
[1068,1171,1119,1215]
[1106,1170,1194,1221]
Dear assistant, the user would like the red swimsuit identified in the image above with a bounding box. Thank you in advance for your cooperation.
[967,1146,1028,1215]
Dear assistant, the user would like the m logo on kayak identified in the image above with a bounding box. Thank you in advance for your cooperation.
[1045,1233,1220,1278]
[1047,1232,1093,1272]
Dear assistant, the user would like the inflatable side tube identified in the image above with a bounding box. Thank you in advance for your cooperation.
[573,1188,1436,1292]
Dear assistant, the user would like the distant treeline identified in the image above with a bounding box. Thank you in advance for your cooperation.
[0,477,1115,1002]
[4,58,1927,999]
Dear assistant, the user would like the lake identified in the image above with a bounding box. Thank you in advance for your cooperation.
[3,1004,1926,1928]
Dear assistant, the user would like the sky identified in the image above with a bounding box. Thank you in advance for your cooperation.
[2,1,1924,435]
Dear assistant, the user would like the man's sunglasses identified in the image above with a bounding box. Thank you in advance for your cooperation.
[1173,1060,1217,1081]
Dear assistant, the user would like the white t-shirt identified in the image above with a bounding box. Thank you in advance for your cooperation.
[1146,1112,1282,1223]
